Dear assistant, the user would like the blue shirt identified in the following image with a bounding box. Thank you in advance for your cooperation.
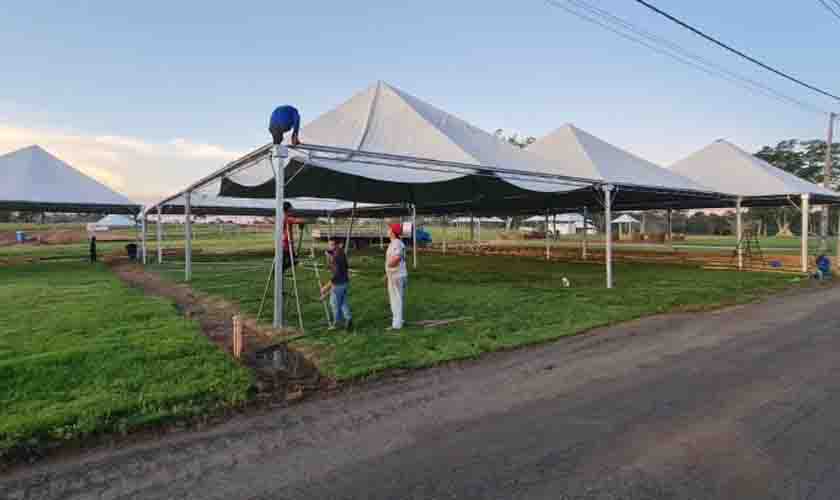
[269,105,300,135]
[817,256,831,273]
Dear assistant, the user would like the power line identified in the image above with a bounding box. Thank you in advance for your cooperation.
[632,0,840,103]
[816,0,840,22]
[544,0,826,115]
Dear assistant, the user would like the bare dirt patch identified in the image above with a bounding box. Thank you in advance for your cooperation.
[109,262,325,399]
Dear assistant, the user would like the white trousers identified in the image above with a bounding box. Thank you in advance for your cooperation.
[387,275,407,329]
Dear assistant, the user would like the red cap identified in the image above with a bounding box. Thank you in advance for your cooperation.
[389,223,402,237]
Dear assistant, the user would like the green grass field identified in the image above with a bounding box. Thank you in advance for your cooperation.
[151,251,801,381]
[0,262,251,458]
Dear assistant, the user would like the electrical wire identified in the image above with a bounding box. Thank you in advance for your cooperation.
[816,0,840,22]
[544,0,827,115]
[632,0,840,102]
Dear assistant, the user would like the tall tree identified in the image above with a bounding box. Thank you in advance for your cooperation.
[751,139,840,237]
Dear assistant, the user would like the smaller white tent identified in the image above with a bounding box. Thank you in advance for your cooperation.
[97,214,136,227]
[524,213,595,235]
[611,214,640,224]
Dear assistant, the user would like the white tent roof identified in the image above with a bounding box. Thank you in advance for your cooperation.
[0,145,139,214]
[612,214,640,224]
[96,214,136,227]
[218,81,588,204]
[669,140,840,203]
[529,125,712,193]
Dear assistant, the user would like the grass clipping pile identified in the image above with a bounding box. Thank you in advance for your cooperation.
[110,262,326,402]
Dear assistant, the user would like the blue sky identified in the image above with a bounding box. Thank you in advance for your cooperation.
[1,1,837,202]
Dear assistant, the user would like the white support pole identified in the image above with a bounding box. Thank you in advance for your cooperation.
[582,206,589,260]
[412,204,418,269]
[801,193,810,274]
[184,191,192,281]
[379,219,385,250]
[736,196,743,270]
[470,213,475,244]
[836,207,840,270]
[544,210,550,260]
[141,212,147,265]
[156,206,163,264]
[271,145,288,329]
[345,201,357,251]
[822,112,835,243]
[604,185,614,289]
[443,216,448,254]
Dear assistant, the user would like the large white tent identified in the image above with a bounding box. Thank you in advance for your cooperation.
[217,81,590,205]
[0,145,140,214]
[145,82,734,326]
[671,139,840,271]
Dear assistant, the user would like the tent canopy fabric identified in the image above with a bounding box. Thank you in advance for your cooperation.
[525,124,727,210]
[612,214,640,224]
[0,145,140,214]
[217,81,592,206]
[96,214,136,227]
[670,140,840,206]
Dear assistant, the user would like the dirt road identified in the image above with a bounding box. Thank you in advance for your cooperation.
[4,285,840,499]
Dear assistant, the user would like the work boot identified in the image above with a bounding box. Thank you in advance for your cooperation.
[345,319,354,331]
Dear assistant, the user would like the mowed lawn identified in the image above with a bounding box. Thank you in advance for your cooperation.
[151,252,800,380]
[0,262,251,458]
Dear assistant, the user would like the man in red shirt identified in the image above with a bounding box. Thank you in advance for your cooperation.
[282,201,305,272]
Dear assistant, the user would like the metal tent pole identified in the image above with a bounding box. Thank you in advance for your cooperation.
[836,207,840,270]
[604,185,614,289]
[184,192,192,281]
[736,196,743,270]
[544,210,550,260]
[443,216,448,254]
[345,201,357,251]
[801,193,810,273]
[271,145,288,329]
[379,219,385,249]
[141,212,147,265]
[156,206,163,264]
[582,206,589,260]
[412,204,418,269]
[822,113,835,243]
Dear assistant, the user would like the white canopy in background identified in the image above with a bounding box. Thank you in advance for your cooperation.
[451,216,506,223]
[669,140,840,205]
[0,145,140,214]
[217,81,589,205]
[524,213,590,224]
[529,125,712,194]
[96,214,137,227]
[612,214,640,224]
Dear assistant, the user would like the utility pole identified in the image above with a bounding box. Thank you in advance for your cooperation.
[822,112,836,245]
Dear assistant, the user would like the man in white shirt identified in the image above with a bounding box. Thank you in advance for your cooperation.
[385,223,408,330]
